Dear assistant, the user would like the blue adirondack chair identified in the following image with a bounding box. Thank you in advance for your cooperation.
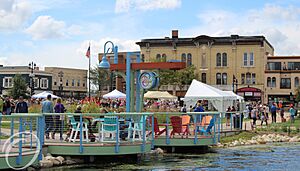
[200,117,215,135]
[68,115,89,142]
[100,116,119,142]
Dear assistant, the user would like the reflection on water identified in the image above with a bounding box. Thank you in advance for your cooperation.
[41,143,300,171]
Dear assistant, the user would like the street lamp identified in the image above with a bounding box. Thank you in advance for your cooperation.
[28,62,36,96]
[58,71,64,97]
[99,41,114,69]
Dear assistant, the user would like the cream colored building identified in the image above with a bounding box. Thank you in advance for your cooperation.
[265,56,300,105]
[136,30,274,102]
[44,67,87,98]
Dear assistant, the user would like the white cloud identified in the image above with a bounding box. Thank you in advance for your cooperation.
[115,0,181,13]
[0,0,32,31]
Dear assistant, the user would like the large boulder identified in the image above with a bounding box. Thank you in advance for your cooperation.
[40,160,53,168]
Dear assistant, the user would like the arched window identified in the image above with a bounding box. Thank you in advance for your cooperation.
[187,53,192,67]
[246,72,251,84]
[222,73,227,85]
[156,54,161,61]
[222,53,227,66]
[181,53,186,63]
[267,77,271,87]
[162,54,167,62]
[216,73,222,85]
[295,77,299,87]
[272,77,276,87]
[216,53,221,66]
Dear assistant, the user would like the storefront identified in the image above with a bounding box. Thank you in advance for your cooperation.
[237,87,262,102]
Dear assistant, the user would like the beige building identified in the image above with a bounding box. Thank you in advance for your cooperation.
[136,30,274,102]
[265,56,300,105]
[44,67,87,98]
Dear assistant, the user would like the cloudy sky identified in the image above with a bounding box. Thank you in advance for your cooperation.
[1,0,300,69]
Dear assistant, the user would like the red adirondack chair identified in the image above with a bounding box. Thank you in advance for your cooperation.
[170,116,189,138]
[147,116,166,137]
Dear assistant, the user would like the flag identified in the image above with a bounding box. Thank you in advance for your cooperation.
[85,46,90,58]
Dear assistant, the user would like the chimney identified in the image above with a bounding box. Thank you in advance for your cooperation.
[172,30,178,38]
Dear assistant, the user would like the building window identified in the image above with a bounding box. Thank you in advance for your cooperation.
[181,53,186,63]
[66,80,69,86]
[222,73,227,85]
[187,53,192,67]
[3,77,13,88]
[267,62,281,70]
[34,78,39,88]
[216,73,221,85]
[246,72,251,84]
[83,83,85,87]
[267,77,271,87]
[201,73,206,83]
[77,80,80,87]
[156,54,161,61]
[161,54,167,62]
[216,53,221,66]
[252,73,256,84]
[201,53,206,68]
[243,53,248,66]
[249,52,254,66]
[141,54,145,62]
[54,81,57,86]
[40,78,48,89]
[241,74,245,84]
[272,77,276,87]
[222,53,227,66]
[280,78,291,89]
[72,79,75,86]
[295,77,299,87]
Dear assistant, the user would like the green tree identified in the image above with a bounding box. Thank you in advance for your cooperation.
[90,66,111,94]
[9,74,29,99]
[295,86,300,102]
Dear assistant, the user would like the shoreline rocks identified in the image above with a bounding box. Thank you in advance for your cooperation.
[39,154,66,168]
[217,134,300,148]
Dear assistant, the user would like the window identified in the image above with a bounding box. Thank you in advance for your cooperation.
[267,77,271,87]
[201,53,206,68]
[216,73,222,85]
[295,77,299,87]
[34,78,39,88]
[243,53,248,66]
[201,73,206,83]
[249,52,254,66]
[246,72,251,84]
[252,73,256,84]
[162,54,167,62]
[77,80,80,87]
[156,54,161,61]
[241,74,245,84]
[83,83,85,87]
[222,73,227,85]
[288,62,300,70]
[72,79,75,86]
[66,80,69,86]
[54,81,57,86]
[272,77,276,87]
[187,53,192,67]
[280,78,291,89]
[267,62,281,70]
[216,53,221,66]
[141,54,145,62]
[222,53,227,66]
[40,78,48,89]
[181,53,186,63]
[3,77,13,88]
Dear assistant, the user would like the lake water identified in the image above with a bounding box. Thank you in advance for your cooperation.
[43,143,300,171]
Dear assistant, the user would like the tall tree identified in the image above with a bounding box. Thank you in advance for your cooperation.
[89,66,111,94]
[9,74,29,99]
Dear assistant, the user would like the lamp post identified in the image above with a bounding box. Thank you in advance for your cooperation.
[28,62,36,96]
[58,71,64,97]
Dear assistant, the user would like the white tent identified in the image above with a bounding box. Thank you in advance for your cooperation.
[32,91,59,99]
[223,91,244,101]
[184,79,236,112]
[144,91,177,99]
[103,89,126,99]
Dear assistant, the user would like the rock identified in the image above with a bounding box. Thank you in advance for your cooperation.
[289,136,299,142]
[155,148,164,154]
[40,160,53,168]
[65,156,72,160]
[44,156,54,161]
[65,159,76,165]
[27,167,36,171]
[56,156,65,164]
[46,153,52,157]
[51,158,61,166]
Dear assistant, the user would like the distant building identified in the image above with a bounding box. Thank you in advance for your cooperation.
[0,65,52,95]
[44,67,87,99]
[136,30,274,102]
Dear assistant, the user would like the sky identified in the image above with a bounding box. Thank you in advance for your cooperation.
[1,0,300,70]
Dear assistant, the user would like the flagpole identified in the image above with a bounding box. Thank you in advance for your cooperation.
[88,42,91,101]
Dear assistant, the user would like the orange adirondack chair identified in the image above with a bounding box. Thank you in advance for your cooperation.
[181,115,191,136]
[201,115,212,126]
[170,116,189,138]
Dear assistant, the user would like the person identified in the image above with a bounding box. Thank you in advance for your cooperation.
[280,108,285,122]
[54,98,65,140]
[226,106,231,126]
[251,107,258,129]
[0,96,4,114]
[194,102,204,131]
[15,96,28,114]
[42,94,54,139]
[3,97,11,115]
[180,104,187,113]
[270,103,277,123]
[289,104,296,123]
[261,107,268,126]
[188,105,194,123]
[74,105,82,122]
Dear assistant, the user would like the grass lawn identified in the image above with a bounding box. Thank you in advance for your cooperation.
[220,131,258,144]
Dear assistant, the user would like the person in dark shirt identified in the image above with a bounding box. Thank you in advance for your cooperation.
[15,96,28,113]
[3,97,11,115]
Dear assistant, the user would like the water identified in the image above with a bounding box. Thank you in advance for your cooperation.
[43,143,300,171]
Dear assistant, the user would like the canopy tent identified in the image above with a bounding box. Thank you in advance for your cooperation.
[183,79,236,112]
[103,89,126,99]
[144,91,177,99]
[223,91,244,101]
[32,91,59,99]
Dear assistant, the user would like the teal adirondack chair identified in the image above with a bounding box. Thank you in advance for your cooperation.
[100,116,119,142]
[200,117,215,136]
[127,115,147,141]
[68,115,89,142]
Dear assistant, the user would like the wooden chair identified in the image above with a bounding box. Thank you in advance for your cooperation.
[170,116,189,138]
[68,115,89,142]
[181,115,191,136]
[146,116,166,137]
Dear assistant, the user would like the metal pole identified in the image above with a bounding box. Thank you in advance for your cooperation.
[126,53,131,112]
[136,54,141,112]
[88,43,91,100]
[79,114,83,154]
